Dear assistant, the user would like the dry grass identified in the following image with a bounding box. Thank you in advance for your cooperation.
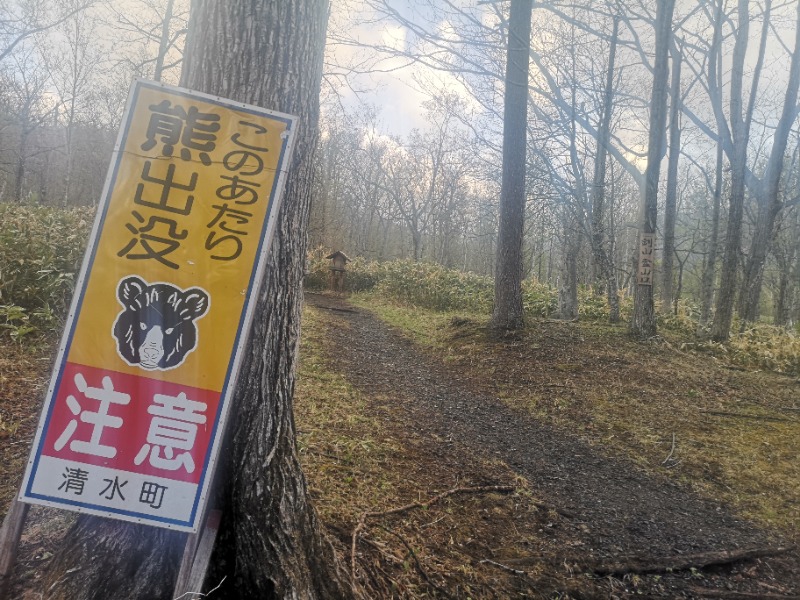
[353,298,800,540]
[0,342,51,505]
[295,305,573,598]
[296,307,406,525]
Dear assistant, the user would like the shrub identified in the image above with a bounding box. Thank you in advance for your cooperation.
[375,260,494,312]
[657,299,700,335]
[522,279,558,317]
[311,250,799,376]
[304,250,383,293]
[0,203,94,337]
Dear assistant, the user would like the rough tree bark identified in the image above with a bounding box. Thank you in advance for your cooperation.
[491,0,532,331]
[737,0,800,325]
[42,1,353,599]
[590,17,620,323]
[630,0,675,339]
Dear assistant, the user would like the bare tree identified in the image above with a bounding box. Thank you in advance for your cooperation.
[0,51,59,203]
[0,0,94,64]
[104,0,188,83]
[660,41,682,314]
[772,205,800,328]
[737,0,800,325]
[710,0,770,341]
[697,138,724,331]
[630,0,675,339]
[590,16,621,323]
[43,0,103,205]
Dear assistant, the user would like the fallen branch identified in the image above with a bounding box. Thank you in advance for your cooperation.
[661,433,676,465]
[585,546,794,577]
[379,525,453,599]
[350,485,515,580]
[478,558,528,576]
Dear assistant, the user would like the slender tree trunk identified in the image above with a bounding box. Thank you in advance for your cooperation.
[738,0,800,325]
[660,46,682,313]
[42,2,352,599]
[711,0,769,340]
[674,253,686,314]
[631,0,675,338]
[153,0,175,82]
[491,0,532,331]
[698,140,724,331]
[14,126,29,203]
[711,152,747,341]
[775,201,800,328]
[774,233,797,328]
[412,229,422,262]
[558,211,580,320]
[783,229,800,328]
[590,17,620,322]
[559,27,587,321]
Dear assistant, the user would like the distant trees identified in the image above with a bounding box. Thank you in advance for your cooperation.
[0,0,187,206]
[0,0,94,62]
[737,0,800,327]
[3,0,800,331]
[324,0,800,333]
[590,17,621,323]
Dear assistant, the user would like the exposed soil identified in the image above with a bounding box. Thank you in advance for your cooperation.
[305,292,799,599]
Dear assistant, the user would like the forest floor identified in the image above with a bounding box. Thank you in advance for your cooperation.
[1,292,798,598]
[298,292,799,599]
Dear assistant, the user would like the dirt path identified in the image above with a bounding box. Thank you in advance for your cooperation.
[307,292,798,598]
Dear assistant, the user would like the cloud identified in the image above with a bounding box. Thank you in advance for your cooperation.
[326,4,483,137]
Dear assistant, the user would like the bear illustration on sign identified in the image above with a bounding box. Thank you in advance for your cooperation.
[112,276,210,371]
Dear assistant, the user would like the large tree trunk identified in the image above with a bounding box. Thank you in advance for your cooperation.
[590,17,620,323]
[630,0,675,339]
[42,1,352,599]
[737,0,800,325]
[491,0,532,331]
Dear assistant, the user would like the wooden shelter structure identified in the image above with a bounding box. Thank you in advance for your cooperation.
[325,250,350,292]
